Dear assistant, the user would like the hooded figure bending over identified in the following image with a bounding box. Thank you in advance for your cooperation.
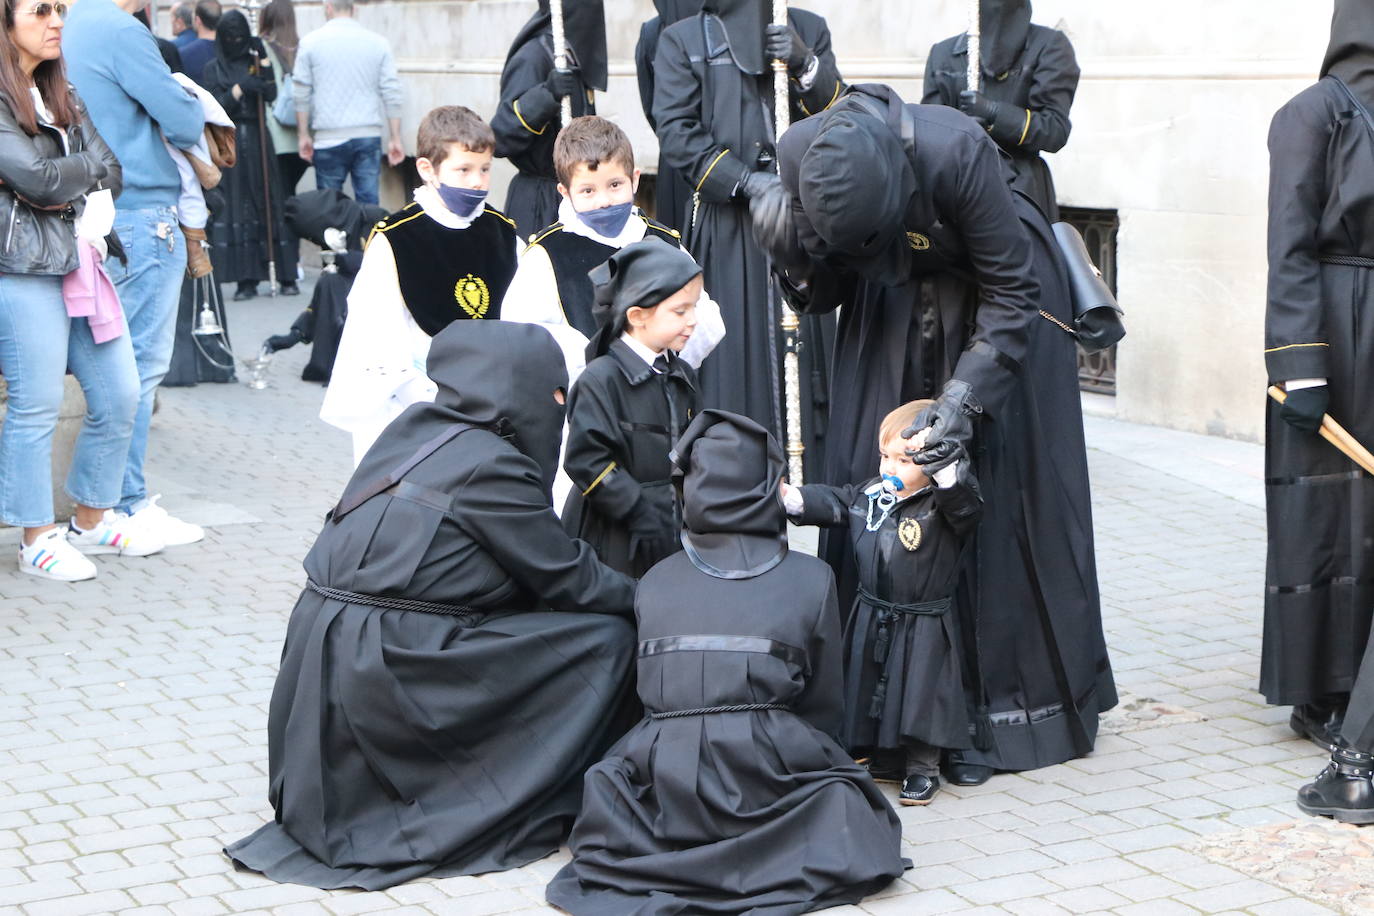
[225,321,637,891]
[546,410,907,916]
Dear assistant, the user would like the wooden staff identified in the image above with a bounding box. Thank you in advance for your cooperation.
[550,0,573,125]
[774,0,804,484]
[967,0,981,92]
[1268,386,1374,476]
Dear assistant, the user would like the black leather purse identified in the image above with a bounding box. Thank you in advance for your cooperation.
[1051,221,1126,354]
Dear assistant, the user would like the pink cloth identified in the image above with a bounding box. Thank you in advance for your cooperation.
[62,239,124,343]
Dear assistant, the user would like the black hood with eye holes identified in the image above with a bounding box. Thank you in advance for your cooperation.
[507,0,609,91]
[976,0,1032,79]
[215,10,253,63]
[702,0,770,76]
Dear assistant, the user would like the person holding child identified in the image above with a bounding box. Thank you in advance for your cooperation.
[321,105,519,464]
[561,239,701,576]
[226,321,638,890]
[782,399,981,806]
[546,409,906,915]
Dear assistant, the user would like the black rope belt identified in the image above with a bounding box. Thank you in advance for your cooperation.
[1321,254,1374,268]
[650,703,790,720]
[858,589,952,617]
[306,580,483,623]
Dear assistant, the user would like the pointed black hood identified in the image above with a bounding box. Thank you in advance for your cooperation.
[976,0,1032,78]
[585,237,702,361]
[654,0,704,24]
[215,10,254,64]
[1323,0,1374,103]
[670,410,788,579]
[703,0,770,76]
[506,0,608,92]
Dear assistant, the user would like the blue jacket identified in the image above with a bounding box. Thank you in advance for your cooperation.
[64,0,203,210]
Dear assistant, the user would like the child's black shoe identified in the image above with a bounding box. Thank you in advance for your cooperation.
[899,774,939,806]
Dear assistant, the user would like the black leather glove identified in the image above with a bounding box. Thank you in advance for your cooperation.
[264,328,304,352]
[545,68,579,101]
[1279,385,1329,434]
[739,170,781,200]
[919,439,969,477]
[749,178,795,255]
[764,23,811,74]
[903,378,983,466]
[958,90,1001,128]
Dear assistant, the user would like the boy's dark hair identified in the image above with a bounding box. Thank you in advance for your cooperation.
[878,399,935,446]
[417,106,495,164]
[194,0,221,30]
[554,116,635,187]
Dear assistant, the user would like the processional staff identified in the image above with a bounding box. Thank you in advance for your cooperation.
[967,0,981,93]
[774,0,805,484]
[550,0,573,125]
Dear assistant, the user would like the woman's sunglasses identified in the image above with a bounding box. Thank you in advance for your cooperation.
[26,2,67,18]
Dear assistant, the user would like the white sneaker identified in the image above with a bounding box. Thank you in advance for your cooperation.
[18,528,97,581]
[68,510,165,557]
[118,495,203,547]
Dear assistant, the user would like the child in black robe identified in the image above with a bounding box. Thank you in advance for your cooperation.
[561,238,701,576]
[546,410,906,915]
[783,398,982,806]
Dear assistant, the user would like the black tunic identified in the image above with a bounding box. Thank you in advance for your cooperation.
[202,56,297,287]
[493,32,597,241]
[652,8,842,478]
[780,85,1115,772]
[224,322,637,890]
[293,251,363,383]
[922,24,1079,217]
[369,203,518,333]
[634,0,703,230]
[546,409,905,915]
[562,342,698,576]
[795,471,981,751]
[528,218,681,336]
[1261,76,1374,708]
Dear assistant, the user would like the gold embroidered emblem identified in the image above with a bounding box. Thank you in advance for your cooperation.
[907,232,931,251]
[454,274,491,319]
[898,518,923,552]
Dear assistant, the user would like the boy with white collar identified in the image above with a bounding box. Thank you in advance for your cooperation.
[502,116,723,383]
[321,106,520,464]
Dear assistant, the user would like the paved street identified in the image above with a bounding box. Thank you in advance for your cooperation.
[0,285,1360,915]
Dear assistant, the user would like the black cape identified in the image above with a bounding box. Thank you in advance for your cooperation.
[779,85,1115,772]
[202,15,296,287]
[493,2,603,240]
[795,469,981,751]
[653,6,843,479]
[634,0,704,229]
[1261,62,1374,706]
[546,411,906,915]
[923,20,1079,217]
[224,322,638,890]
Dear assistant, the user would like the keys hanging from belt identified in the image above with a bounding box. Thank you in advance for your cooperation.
[156,221,176,253]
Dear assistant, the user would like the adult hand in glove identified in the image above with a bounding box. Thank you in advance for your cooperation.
[958,90,1001,128]
[1279,384,1329,434]
[903,378,983,466]
[765,23,812,74]
[545,68,579,101]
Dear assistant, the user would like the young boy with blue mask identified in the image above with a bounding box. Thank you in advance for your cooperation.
[322,105,521,464]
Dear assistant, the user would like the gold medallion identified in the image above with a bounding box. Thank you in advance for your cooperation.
[898,518,923,552]
[907,232,931,251]
[454,274,491,319]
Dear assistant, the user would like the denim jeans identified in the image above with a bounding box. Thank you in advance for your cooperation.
[106,206,185,513]
[312,136,382,206]
[0,273,139,527]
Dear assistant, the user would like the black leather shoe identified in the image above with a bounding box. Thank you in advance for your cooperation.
[233,284,257,301]
[864,760,904,784]
[944,761,994,786]
[280,282,300,296]
[899,774,939,806]
[1297,745,1374,824]
[1291,700,1346,750]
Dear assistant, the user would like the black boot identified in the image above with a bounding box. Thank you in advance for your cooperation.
[942,751,994,786]
[1291,698,1347,750]
[1296,744,1374,824]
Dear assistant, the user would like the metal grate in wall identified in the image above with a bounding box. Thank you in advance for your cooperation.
[1058,206,1120,395]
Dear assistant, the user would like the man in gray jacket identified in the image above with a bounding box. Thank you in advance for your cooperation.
[293,0,404,205]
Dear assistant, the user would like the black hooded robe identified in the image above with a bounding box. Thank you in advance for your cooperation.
[778,85,1114,772]
[922,1,1079,218]
[202,13,297,288]
[546,410,906,916]
[652,3,842,479]
[634,0,704,229]
[1261,1,1374,728]
[493,0,606,241]
[224,322,638,891]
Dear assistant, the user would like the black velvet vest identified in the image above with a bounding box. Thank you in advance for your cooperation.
[370,204,519,336]
[529,219,681,337]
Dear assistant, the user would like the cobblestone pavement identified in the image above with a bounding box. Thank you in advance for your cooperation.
[0,287,1356,915]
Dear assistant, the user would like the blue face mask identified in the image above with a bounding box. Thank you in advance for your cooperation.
[435,183,487,219]
[577,201,634,238]
[881,473,905,493]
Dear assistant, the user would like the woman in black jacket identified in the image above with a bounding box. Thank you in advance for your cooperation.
[0,0,155,581]
[202,10,295,300]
